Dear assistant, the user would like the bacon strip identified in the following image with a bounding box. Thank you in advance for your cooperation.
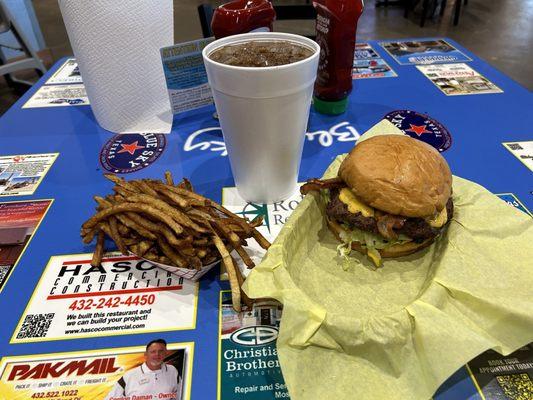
[300,177,344,195]
[376,214,406,240]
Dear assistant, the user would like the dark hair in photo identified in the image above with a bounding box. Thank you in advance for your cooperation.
[146,338,167,350]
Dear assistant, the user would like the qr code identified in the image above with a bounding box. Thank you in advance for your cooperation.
[0,265,10,286]
[508,143,524,151]
[496,373,533,400]
[16,313,55,339]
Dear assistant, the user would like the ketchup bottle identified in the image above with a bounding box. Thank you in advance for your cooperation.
[211,0,276,39]
[312,0,364,115]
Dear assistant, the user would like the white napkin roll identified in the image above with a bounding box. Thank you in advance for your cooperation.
[59,0,174,134]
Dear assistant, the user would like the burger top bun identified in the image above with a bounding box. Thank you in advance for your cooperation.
[338,135,452,218]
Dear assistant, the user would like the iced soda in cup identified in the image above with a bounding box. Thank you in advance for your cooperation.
[202,32,319,203]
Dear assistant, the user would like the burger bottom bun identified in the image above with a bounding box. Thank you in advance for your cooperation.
[327,218,435,258]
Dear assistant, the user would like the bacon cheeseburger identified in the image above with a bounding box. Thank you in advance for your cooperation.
[301,135,453,266]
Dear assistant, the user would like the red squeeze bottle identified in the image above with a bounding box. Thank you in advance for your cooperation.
[211,0,276,39]
[312,0,364,115]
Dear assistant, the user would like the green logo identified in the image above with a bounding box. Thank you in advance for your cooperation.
[238,202,270,233]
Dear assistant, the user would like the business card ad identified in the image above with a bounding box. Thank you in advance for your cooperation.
[12,253,198,343]
[380,39,472,65]
[161,38,214,114]
[0,342,193,400]
[218,291,288,400]
[417,63,503,96]
[496,193,531,216]
[467,344,533,400]
[353,58,397,79]
[46,58,82,85]
[23,84,89,108]
[0,153,58,197]
[0,199,53,293]
[502,141,533,173]
[353,43,397,79]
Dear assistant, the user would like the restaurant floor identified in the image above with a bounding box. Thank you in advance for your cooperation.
[0,0,532,116]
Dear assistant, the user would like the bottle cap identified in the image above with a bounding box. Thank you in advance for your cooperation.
[312,96,349,115]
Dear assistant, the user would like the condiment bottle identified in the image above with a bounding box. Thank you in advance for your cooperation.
[211,0,276,39]
[312,0,364,115]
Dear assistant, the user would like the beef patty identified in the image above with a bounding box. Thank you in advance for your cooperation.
[326,189,454,241]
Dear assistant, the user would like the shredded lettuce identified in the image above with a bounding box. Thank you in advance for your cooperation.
[321,189,331,205]
[320,188,411,267]
[340,224,411,249]
[336,242,354,271]
[338,225,412,266]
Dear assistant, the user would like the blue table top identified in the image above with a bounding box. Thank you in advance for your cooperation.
[0,37,531,400]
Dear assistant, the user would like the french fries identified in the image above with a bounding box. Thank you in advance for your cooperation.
[81,172,270,311]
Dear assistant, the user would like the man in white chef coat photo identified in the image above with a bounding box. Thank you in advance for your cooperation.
[105,339,183,400]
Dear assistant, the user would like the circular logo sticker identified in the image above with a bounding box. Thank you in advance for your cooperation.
[230,326,279,346]
[100,133,166,173]
[384,110,452,152]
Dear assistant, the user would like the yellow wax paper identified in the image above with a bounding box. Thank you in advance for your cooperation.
[243,121,533,400]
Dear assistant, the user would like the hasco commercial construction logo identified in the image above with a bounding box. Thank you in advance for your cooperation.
[384,110,452,152]
[230,326,278,346]
[100,133,166,173]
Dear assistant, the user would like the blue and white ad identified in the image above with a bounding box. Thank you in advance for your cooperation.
[496,193,531,216]
[352,43,397,79]
[22,84,89,108]
[380,39,472,65]
[161,38,214,114]
[45,59,82,85]
[353,59,397,79]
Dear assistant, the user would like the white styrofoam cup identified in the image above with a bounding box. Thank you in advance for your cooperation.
[202,32,319,203]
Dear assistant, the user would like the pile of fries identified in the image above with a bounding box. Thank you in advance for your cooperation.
[80,172,270,311]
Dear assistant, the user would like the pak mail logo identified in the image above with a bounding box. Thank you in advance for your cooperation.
[6,356,122,390]
[184,121,360,157]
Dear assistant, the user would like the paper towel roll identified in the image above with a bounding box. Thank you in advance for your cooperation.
[59,1,173,134]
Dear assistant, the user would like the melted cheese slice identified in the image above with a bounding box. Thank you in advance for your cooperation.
[426,207,448,228]
[338,188,375,217]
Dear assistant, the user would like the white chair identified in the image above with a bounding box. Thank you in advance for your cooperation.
[0,0,46,92]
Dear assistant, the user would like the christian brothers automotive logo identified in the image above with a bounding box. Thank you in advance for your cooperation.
[100,133,166,173]
[230,326,278,346]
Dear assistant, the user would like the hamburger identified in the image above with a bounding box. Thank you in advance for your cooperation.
[301,134,453,266]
